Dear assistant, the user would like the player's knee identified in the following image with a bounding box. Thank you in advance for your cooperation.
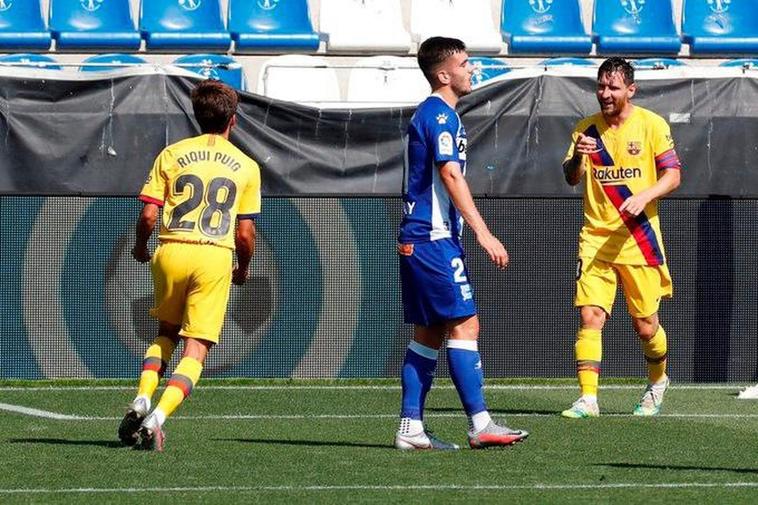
[633,318,658,341]
[447,315,479,340]
[579,306,606,329]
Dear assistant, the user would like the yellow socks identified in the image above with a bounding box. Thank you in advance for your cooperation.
[641,325,668,384]
[575,328,602,397]
[137,336,177,399]
[154,356,204,420]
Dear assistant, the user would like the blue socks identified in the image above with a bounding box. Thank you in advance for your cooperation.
[447,339,487,416]
[400,341,439,420]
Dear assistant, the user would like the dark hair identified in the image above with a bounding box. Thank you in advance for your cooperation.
[190,79,238,134]
[417,36,467,83]
[598,57,635,85]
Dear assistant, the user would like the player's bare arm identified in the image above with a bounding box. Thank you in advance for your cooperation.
[232,218,256,285]
[438,161,509,270]
[618,168,681,217]
[563,133,599,186]
[132,202,159,263]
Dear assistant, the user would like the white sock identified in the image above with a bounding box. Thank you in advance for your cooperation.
[581,394,598,403]
[470,410,492,433]
[142,408,166,430]
[133,395,151,412]
[399,417,424,436]
[652,375,669,387]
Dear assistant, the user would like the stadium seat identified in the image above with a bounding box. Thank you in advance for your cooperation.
[257,55,341,105]
[593,0,682,55]
[173,54,246,90]
[346,56,429,106]
[411,0,503,54]
[320,0,411,53]
[0,0,51,50]
[683,0,758,55]
[501,0,592,54]
[540,57,594,67]
[79,53,147,72]
[720,58,758,69]
[228,0,319,53]
[50,0,141,51]
[469,56,510,85]
[140,0,230,51]
[0,53,60,69]
[633,57,686,69]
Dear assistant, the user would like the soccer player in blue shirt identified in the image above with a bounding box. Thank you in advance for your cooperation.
[395,37,529,450]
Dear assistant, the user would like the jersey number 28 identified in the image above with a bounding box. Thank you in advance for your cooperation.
[167,174,237,237]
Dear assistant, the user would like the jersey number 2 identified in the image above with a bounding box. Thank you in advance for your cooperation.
[168,175,237,237]
[451,257,467,283]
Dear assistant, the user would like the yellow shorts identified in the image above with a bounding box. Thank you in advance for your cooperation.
[575,257,673,318]
[149,241,233,344]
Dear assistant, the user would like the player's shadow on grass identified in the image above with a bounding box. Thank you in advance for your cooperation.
[598,462,758,474]
[215,438,391,449]
[425,407,558,415]
[9,438,123,449]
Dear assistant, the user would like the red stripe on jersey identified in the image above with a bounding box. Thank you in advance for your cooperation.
[138,195,164,206]
[603,185,665,266]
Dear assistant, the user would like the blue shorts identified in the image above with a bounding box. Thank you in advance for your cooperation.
[398,238,477,327]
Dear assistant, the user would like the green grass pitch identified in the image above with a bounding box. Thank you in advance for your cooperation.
[1,379,757,504]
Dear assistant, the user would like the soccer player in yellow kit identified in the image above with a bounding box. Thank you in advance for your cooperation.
[561,57,681,418]
[118,80,261,450]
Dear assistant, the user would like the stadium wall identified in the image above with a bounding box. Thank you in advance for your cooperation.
[0,68,757,380]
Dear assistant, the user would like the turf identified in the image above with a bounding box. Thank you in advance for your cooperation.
[1,379,757,504]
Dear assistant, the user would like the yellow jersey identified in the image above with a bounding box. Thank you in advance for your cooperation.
[564,106,681,266]
[139,134,261,250]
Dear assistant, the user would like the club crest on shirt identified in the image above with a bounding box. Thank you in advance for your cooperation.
[436,113,448,125]
[627,141,642,155]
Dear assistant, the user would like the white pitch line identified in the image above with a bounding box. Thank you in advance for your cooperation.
[0,402,80,420]
[1,482,758,495]
[2,403,758,421]
[0,384,749,392]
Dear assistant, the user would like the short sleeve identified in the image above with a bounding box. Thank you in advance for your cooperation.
[237,161,262,219]
[138,149,171,206]
[651,116,681,171]
[429,113,460,165]
[563,125,582,164]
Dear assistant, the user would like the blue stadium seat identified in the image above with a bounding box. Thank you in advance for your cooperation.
[50,0,141,51]
[501,0,592,54]
[0,53,60,69]
[593,0,682,55]
[540,57,595,67]
[141,0,230,51]
[0,0,51,50]
[683,0,758,55]
[469,56,510,85]
[79,53,147,72]
[229,0,319,53]
[633,57,686,69]
[720,58,758,69]
[173,54,245,90]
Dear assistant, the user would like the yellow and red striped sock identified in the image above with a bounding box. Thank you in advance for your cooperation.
[154,357,203,420]
[641,325,668,384]
[575,328,602,397]
[137,336,177,400]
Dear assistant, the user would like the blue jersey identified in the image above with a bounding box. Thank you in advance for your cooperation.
[398,94,467,243]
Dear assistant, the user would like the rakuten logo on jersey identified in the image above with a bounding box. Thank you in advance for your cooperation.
[593,166,642,182]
